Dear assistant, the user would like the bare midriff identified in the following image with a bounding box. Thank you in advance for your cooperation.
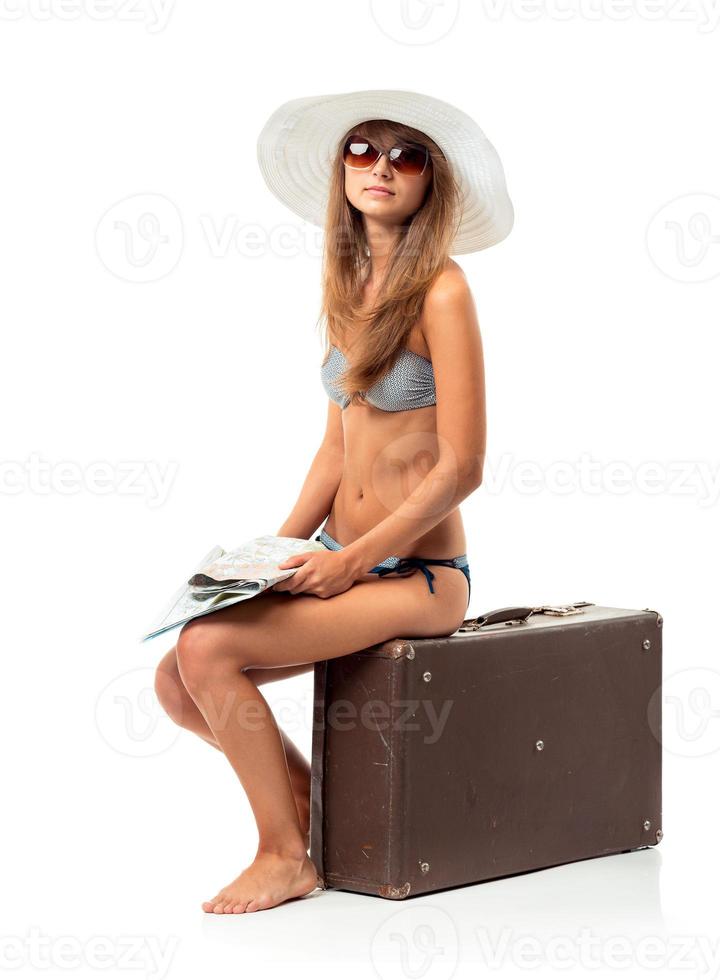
[324,323,468,562]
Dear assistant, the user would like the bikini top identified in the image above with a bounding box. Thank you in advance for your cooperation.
[321,343,436,412]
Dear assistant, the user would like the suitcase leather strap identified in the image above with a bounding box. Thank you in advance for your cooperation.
[459,601,594,631]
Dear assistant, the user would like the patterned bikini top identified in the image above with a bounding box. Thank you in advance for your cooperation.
[320,343,436,412]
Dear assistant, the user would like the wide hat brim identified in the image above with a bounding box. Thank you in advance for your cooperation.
[256,88,514,256]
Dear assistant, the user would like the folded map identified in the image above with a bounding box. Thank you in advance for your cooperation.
[141,534,327,642]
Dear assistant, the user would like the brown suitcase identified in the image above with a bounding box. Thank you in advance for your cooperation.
[310,601,663,899]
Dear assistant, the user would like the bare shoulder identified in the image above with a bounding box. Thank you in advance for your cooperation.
[427,259,471,302]
[420,260,478,348]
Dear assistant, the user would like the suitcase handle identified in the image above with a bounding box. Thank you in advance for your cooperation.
[459,602,594,631]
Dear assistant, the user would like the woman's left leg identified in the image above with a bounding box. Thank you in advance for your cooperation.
[175,564,468,914]
[154,649,315,845]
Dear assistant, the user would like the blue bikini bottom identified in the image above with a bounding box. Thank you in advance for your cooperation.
[315,525,471,604]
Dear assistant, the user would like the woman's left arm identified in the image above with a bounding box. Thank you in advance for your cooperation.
[343,268,486,575]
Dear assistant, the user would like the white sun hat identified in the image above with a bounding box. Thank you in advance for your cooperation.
[256,88,514,256]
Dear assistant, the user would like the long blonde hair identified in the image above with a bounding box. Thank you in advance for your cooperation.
[318,118,462,407]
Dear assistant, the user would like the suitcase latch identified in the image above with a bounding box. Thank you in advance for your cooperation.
[540,602,592,616]
[458,601,594,632]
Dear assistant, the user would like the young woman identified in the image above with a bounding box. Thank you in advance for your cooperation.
[154,89,513,914]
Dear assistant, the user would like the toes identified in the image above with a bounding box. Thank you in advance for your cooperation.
[244,896,268,913]
[202,887,249,914]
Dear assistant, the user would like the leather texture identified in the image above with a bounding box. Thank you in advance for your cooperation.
[310,602,663,899]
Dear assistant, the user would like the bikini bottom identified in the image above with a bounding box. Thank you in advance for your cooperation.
[315,524,471,605]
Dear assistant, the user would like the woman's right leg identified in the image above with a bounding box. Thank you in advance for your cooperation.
[154,648,314,846]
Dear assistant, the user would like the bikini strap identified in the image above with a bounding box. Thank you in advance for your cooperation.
[375,557,460,594]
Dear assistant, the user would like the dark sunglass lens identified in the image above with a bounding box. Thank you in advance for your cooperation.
[390,145,428,176]
[343,137,378,168]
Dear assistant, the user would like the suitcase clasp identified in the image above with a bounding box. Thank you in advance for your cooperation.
[540,602,592,616]
[458,601,594,632]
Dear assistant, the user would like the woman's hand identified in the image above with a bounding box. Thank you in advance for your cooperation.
[272,550,361,599]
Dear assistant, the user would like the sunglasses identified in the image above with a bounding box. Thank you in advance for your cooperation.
[342,135,430,177]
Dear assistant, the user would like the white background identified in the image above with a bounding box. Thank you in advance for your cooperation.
[2,0,719,977]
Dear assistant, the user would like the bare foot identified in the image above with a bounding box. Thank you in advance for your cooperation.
[201,851,321,914]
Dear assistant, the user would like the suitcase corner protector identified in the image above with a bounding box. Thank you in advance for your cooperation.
[642,607,664,628]
[374,639,415,660]
[379,881,412,900]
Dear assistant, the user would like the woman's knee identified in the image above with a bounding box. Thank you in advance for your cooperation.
[154,649,194,726]
[175,618,246,692]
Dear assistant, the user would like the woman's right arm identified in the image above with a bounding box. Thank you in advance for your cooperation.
[274,400,345,540]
